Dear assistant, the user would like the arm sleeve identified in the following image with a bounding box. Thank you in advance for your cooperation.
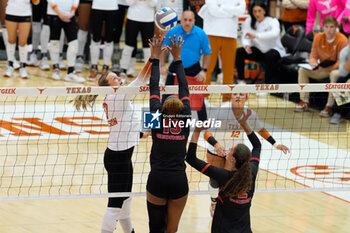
[200,33,212,55]
[255,18,281,40]
[248,132,261,165]
[258,128,276,145]
[204,132,218,147]
[175,60,191,113]
[187,143,232,184]
[149,59,162,111]
[306,0,316,34]
[309,35,318,65]
[241,17,251,48]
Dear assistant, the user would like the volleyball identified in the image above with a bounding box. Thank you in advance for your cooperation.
[155,7,178,31]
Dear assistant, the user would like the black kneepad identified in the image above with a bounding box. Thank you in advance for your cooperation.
[147,201,167,233]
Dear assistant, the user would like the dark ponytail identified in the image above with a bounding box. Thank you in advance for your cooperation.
[221,144,252,198]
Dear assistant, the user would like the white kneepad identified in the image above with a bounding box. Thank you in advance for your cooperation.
[101,207,121,233]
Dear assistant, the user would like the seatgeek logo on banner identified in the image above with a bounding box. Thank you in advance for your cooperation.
[143,110,222,129]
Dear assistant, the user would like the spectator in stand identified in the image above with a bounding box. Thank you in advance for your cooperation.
[295,16,348,117]
[330,38,350,124]
[4,0,40,79]
[280,0,309,31]
[199,0,246,102]
[183,0,205,28]
[47,0,85,82]
[74,0,92,72]
[87,0,118,81]
[235,1,285,84]
[249,0,277,17]
[306,0,342,34]
[119,0,157,77]
[338,0,350,35]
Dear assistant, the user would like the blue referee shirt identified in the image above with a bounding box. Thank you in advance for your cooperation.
[163,25,211,69]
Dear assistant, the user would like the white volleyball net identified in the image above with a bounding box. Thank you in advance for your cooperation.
[0,84,349,201]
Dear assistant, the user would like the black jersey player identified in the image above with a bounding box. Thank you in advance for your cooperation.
[186,109,262,233]
[146,35,191,233]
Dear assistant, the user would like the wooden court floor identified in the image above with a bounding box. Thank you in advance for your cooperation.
[0,61,349,233]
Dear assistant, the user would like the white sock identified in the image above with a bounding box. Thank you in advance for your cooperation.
[32,22,41,51]
[77,29,88,57]
[90,40,100,66]
[18,45,28,64]
[59,29,65,55]
[67,40,78,67]
[6,42,16,63]
[119,198,133,233]
[119,218,133,233]
[142,47,151,63]
[40,25,50,54]
[103,42,114,67]
[121,44,134,71]
[49,40,60,66]
[101,207,121,233]
[2,27,8,47]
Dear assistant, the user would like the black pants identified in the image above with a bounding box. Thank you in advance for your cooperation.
[104,147,134,208]
[47,15,77,42]
[236,46,281,84]
[114,4,128,44]
[31,0,47,22]
[164,62,207,121]
[125,19,153,48]
[333,75,350,117]
[90,9,118,43]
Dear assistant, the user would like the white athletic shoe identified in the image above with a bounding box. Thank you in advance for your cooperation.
[51,68,61,80]
[75,56,85,72]
[64,72,85,83]
[59,57,66,70]
[13,60,20,70]
[40,57,50,70]
[19,68,28,79]
[27,52,38,66]
[4,66,14,78]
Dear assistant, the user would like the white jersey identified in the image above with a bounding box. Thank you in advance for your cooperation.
[104,78,143,151]
[126,0,157,22]
[6,0,32,16]
[47,0,79,16]
[92,0,118,10]
[207,102,264,155]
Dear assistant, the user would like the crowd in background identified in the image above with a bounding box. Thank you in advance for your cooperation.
[1,0,350,124]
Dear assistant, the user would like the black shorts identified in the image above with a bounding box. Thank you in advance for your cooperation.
[5,14,31,23]
[80,0,92,3]
[47,15,77,42]
[147,171,188,199]
[32,0,47,22]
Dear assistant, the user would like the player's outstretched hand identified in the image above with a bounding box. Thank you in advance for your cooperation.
[276,144,290,154]
[148,34,167,59]
[168,34,184,61]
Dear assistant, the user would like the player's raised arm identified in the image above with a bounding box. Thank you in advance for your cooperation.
[148,35,167,111]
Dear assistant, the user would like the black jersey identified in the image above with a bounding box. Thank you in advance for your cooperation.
[186,132,261,233]
[149,59,191,173]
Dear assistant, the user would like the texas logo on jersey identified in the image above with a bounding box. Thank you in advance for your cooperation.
[143,110,162,129]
